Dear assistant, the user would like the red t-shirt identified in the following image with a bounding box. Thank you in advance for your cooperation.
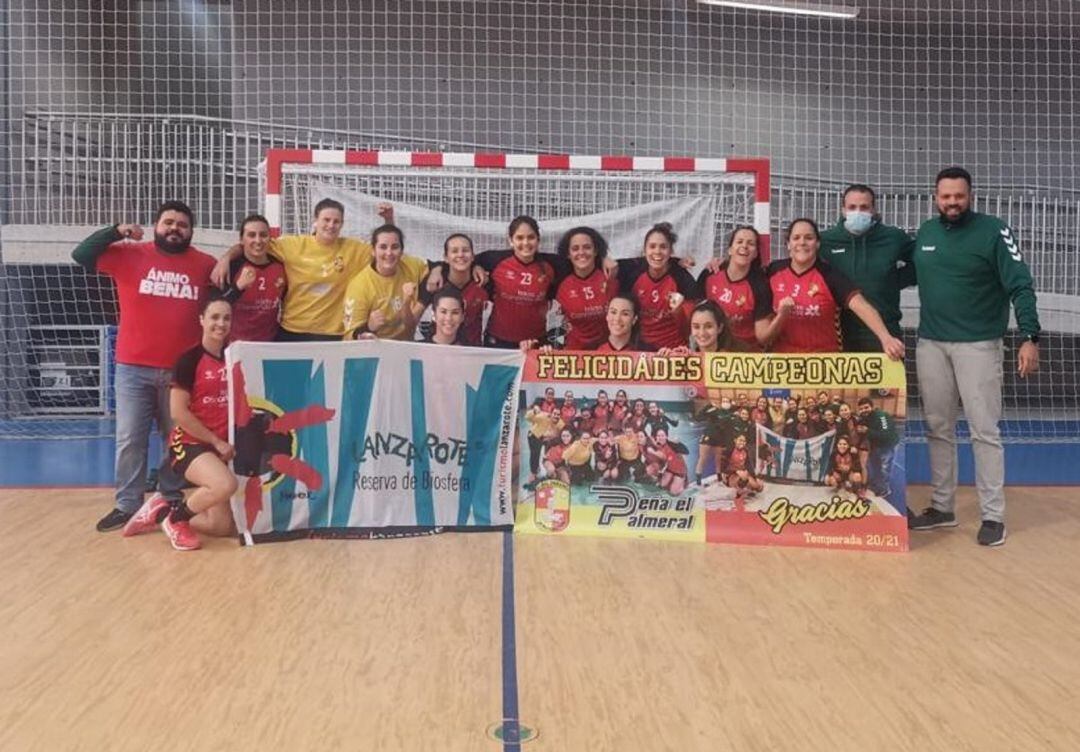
[618,259,700,350]
[223,256,287,342]
[556,268,618,350]
[478,250,561,343]
[698,262,773,350]
[767,259,859,353]
[96,242,216,368]
[170,345,228,445]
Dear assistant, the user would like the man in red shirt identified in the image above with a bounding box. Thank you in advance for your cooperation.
[72,201,216,532]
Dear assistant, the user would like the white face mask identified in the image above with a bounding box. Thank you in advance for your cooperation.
[844,210,875,236]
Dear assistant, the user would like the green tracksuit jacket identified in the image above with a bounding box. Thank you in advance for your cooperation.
[913,211,1040,341]
[820,220,915,350]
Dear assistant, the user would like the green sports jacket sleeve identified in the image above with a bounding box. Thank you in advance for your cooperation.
[994,224,1041,336]
[71,225,122,273]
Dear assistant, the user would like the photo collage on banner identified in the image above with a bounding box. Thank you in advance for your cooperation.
[515,351,908,552]
[226,340,523,544]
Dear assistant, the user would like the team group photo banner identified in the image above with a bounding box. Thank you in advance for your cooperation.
[515,351,908,553]
[226,340,523,544]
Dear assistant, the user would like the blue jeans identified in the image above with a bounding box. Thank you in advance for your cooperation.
[867,445,896,499]
[114,363,183,512]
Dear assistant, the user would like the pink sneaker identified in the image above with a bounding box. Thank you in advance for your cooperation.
[161,516,201,551]
[122,493,169,537]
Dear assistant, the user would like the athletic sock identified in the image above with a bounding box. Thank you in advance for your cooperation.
[169,501,195,523]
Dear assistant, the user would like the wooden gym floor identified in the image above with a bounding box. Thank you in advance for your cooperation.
[0,485,1078,751]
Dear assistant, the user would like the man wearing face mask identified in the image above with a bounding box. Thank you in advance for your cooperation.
[820,184,916,352]
[909,167,1040,547]
[72,201,217,533]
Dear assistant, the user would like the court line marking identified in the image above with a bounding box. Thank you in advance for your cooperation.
[501,530,522,751]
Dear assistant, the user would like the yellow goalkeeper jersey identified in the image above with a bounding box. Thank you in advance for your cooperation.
[342,256,429,340]
[271,234,373,336]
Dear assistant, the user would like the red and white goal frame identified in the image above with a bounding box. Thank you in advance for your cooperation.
[263,149,771,260]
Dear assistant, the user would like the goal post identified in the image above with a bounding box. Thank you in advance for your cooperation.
[262,148,772,266]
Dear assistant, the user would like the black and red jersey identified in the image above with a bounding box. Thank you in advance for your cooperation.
[477,250,564,343]
[555,268,618,350]
[726,447,750,474]
[222,256,287,342]
[170,345,228,444]
[420,276,489,347]
[617,258,700,349]
[591,401,612,432]
[830,449,861,475]
[767,259,859,353]
[594,338,655,353]
[651,443,688,476]
[697,261,773,350]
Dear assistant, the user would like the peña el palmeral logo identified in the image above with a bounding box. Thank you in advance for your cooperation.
[595,485,696,530]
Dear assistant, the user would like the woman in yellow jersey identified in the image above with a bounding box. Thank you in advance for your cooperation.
[342,224,430,340]
[562,430,598,485]
[524,400,564,488]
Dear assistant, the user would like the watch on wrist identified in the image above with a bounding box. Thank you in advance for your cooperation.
[1025,333,1040,345]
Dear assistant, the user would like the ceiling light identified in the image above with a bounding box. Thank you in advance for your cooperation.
[698,0,861,20]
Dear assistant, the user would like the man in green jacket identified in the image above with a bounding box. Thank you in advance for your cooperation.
[909,167,1041,547]
[820,184,916,352]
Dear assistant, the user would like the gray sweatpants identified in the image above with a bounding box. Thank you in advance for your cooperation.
[915,338,1005,522]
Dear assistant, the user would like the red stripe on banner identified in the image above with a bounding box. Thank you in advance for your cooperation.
[411,152,444,167]
[475,153,507,168]
[345,151,380,165]
[664,157,696,172]
[601,156,634,170]
[244,475,263,530]
[270,455,325,492]
[232,363,253,428]
[727,158,771,201]
[269,405,336,433]
[265,149,313,193]
[537,154,570,170]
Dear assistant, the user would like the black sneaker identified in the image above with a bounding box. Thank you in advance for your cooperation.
[977,520,1007,547]
[96,507,134,532]
[908,507,958,530]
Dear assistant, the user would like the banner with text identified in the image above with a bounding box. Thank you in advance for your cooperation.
[227,340,523,544]
[515,351,908,553]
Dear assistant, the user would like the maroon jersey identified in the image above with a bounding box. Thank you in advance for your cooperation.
[617,258,700,349]
[560,403,578,424]
[698,262,773,350]
[170,345,228,444]
[540,397,558,415]
[477,250,562,342]
[831,450,861,476]
[223,256,286,342]
[610,402,630,424]
[594,339,655,353]
[421,276,489,347]
[767,259,859,353]
[591,402,612,433]
[546,443,568,467]
[652,443,688,476]
[726,447,750,474]
[556,268,618,350]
